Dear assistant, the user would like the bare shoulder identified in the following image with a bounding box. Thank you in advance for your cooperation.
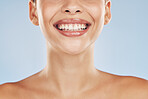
[99,71,148,98]
[0,83,21,99]
[117,76,148,99]
[0,81,37,99]
[0,72,43,98]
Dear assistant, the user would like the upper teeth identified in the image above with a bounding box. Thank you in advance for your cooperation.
[58,24,87,31]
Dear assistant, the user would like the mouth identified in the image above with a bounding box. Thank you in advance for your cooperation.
[53,18,91,37]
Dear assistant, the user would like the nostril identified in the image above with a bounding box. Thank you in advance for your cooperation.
[76,10,80,12]
[64,9,81,13]
[65,10,70,12]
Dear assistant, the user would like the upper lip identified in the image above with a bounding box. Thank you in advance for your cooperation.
[53,18,91,26]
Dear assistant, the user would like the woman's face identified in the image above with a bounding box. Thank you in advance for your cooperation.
[30,0,111,55]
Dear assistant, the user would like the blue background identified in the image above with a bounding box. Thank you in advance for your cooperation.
[0,0,148,84]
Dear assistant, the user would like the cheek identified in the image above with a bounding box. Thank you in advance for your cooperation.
[38,3,58,41]
[87,5,105,42]
[38,3,55,25]
[89,5,105,24]
[38,4,65,52]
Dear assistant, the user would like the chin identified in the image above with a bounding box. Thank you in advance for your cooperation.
[60,45,87,55]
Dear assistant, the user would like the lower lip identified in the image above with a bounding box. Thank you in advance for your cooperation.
[54,26,90,37]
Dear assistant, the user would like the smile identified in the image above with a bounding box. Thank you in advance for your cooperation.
[53,18,91,37]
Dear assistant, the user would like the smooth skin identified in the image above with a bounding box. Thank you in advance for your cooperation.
[0,0,148,98]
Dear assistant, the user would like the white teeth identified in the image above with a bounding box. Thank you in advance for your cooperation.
[58,24,87,31]
[69,24,73,30]
[74,24,77,31]
[65,24,69,31]
[82,24,85,29]
[61,24,65,29]
[78,24,81,30]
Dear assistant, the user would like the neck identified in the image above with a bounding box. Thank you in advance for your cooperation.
[41,42,99,96]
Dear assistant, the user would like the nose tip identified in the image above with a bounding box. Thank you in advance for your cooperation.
[61,1,83,15]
